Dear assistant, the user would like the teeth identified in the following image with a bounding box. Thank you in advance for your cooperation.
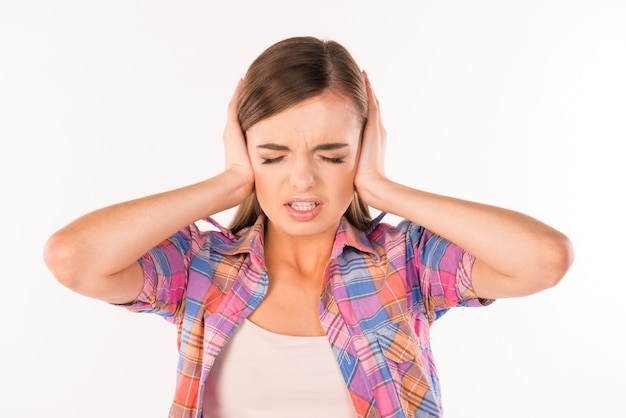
[289,202,317,211]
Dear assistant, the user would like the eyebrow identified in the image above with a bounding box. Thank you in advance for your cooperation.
[257,143,349,151]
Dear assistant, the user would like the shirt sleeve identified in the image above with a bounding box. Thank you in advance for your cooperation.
[403,221,494,323]
[116,222,204,323]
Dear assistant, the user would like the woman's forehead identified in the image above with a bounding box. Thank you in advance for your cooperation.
[247,91,362,144]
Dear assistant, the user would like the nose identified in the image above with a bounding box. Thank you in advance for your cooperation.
[289,156,316,191]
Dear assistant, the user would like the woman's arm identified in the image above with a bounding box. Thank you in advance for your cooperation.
[43,80,254,304]
[355,72,574,299]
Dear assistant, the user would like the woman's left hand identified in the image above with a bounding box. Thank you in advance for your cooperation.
[354,71,389,206]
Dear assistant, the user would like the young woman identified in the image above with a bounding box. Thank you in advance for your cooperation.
[44,36,574,418]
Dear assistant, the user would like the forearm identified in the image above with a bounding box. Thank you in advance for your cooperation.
[358,176,573,296]
[44,171,252,287]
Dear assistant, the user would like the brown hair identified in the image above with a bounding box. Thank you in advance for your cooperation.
[229,36,371,234]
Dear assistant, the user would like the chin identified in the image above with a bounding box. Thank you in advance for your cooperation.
[268,213,341,238]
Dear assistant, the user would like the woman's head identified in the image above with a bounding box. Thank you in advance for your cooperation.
[237,36,367,131]
[230,36,371,234]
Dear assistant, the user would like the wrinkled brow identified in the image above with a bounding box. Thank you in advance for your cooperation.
[257,143,349,151]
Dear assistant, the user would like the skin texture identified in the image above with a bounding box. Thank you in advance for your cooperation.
[43,72,574,336]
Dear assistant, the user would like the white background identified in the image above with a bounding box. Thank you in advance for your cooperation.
[1,1,625,417]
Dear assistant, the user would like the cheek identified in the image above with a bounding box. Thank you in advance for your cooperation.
[251,166,283,203]
[252,168,269,191]
[342,155,359,177]
[252,173,272,213]
[333,166,358,195]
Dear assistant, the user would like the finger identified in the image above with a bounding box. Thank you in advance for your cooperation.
[363,71,380,107]
[227,78,243,123]
[224,79,245,139]
[362,71,385,132]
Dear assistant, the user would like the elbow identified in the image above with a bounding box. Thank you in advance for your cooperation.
[475,231,575,299]
[538,232,575,291]
[43,232,82,289]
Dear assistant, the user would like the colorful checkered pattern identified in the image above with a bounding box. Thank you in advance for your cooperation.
[123,214,492,417]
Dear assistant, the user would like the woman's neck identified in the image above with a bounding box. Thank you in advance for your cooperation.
[263,220,338,278]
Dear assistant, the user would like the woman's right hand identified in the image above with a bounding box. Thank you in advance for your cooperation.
[222,79,255,202]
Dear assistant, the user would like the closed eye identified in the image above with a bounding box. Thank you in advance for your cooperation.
[321,156,345,164]
[261,156,285,165]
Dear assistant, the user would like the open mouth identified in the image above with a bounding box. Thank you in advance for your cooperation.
[288,202,319,211]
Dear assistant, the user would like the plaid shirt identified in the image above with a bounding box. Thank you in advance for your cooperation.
[123,214,492,417]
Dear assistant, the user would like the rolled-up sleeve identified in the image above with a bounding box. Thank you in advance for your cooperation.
[120,223,202,322]
[405,221,493,322]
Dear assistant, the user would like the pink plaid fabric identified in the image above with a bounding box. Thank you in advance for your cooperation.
[121,214,492,417]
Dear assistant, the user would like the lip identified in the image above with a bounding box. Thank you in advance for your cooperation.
[284,197,324,221]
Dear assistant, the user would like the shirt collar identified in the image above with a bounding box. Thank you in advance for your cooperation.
[206,215,266,264]
[331,214,384,261]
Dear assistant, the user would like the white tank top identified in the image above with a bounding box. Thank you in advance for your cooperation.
[202,319,357,418]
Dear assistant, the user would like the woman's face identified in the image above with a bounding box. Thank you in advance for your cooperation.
[246,91,363,239]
